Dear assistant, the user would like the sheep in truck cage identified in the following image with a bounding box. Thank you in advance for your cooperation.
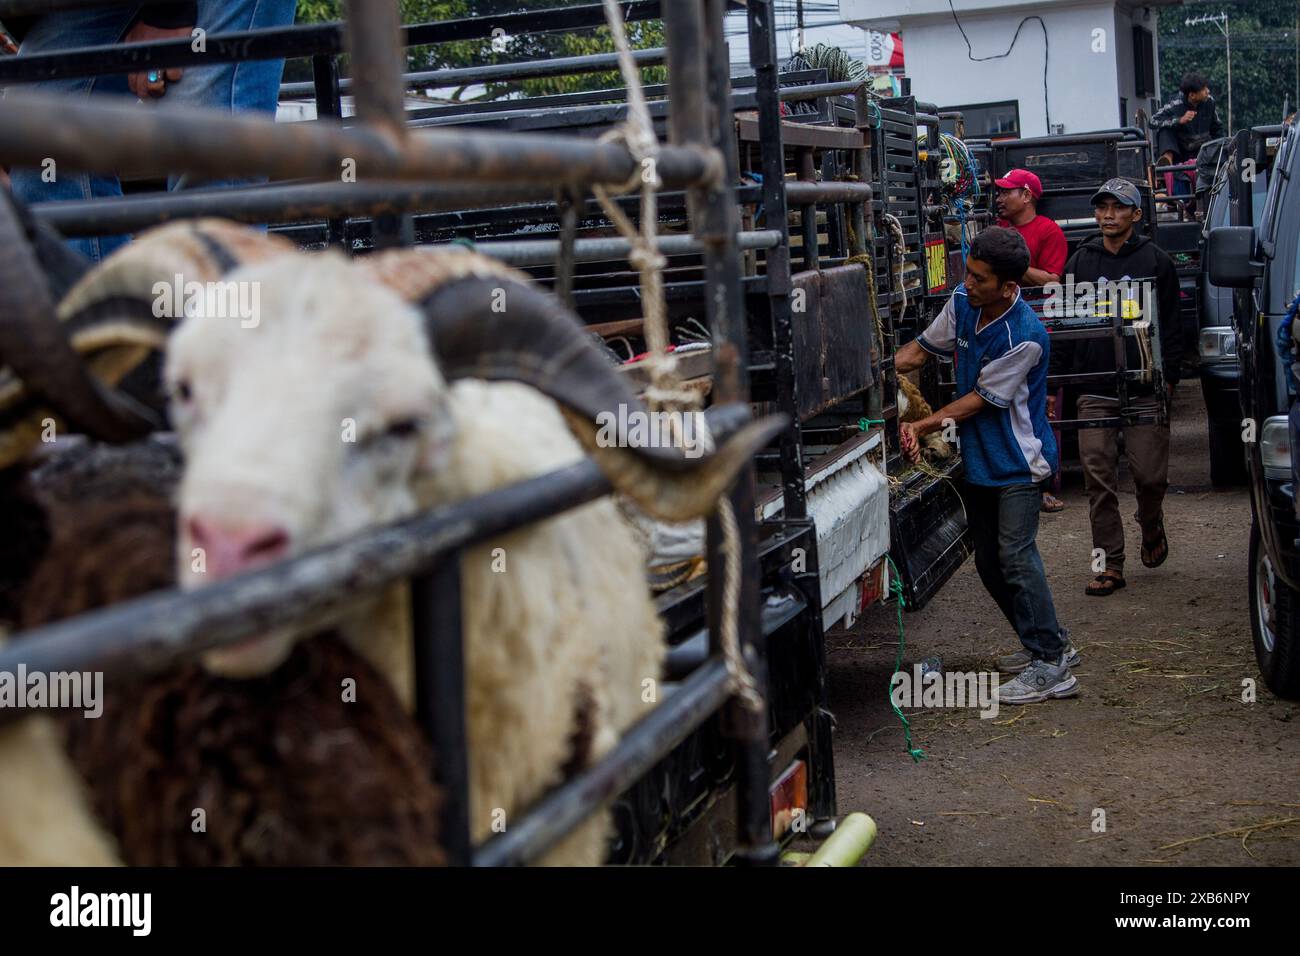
[2,436,446,867]
[0,215,784,867]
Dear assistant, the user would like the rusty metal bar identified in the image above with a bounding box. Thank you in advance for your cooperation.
[795,147,819,271]
[344,1,411,248]
[30,180,762,236]
[32,181,567,234]
[469,229,781,266]
[279,48,667,99]
[0,460,611,707]
[0,23,343,84]
[0,92,718,188]
[0,3,665,83]
[785,181,873,204]
[706,0,772,869]
[311,55,348,249]
[343,0,407,141]
[852,83,873,264]
[747,0,805,523]
[778,79,868,102]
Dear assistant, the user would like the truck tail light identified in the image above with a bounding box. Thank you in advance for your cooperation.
[770,759,809,840]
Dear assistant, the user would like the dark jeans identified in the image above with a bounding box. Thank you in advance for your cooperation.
[963,481,1065,660]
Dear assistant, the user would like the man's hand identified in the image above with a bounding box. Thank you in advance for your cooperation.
[1046,394,1057,420]
[1179,109,1197,125]
[900,422,921,464]
[125,22,193,99]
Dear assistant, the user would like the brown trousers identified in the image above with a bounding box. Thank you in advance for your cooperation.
[1077,395,1169,572]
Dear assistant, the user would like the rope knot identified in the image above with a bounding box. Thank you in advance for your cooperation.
[628,246,667,274]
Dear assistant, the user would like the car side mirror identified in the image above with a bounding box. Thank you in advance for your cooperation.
[1207,226,1263,288]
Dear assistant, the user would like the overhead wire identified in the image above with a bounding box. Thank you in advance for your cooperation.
[946,1,1051,131]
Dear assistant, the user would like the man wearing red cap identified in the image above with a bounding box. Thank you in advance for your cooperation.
[996,168,1069,512]
[994,169,1067,287]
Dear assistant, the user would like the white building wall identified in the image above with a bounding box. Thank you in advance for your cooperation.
[847,1,1124,137]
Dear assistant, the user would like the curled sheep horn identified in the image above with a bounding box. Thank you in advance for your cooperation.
[0,217,296,469]
[364,248,787,522]
[0,190,161,456]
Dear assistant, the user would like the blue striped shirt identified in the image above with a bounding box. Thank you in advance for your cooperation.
[916,289,1058,486]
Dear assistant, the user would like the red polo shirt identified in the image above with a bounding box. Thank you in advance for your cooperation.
[997,214,1067,281]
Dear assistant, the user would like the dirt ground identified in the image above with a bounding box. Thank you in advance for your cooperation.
[829,379,1300,865]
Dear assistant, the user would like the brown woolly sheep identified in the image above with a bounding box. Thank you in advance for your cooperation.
[4,440,446,866]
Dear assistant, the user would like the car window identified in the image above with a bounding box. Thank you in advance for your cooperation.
[1208,186,1230,227]
[1261,129,1294,241]
[1292,203,1300,298]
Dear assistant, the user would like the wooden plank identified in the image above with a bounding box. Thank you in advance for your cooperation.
[587,317,645,337]
[735,112,863,150]
[617,348,715,388]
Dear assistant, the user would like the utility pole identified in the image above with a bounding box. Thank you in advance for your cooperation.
[1185,11,1232,133]
[795,0,806,54]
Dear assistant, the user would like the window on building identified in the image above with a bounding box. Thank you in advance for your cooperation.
[940,100,1020,140]
[1132,27,1156,97]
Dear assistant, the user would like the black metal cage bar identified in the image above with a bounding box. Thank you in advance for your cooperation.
[278,47,667,99]
[0,2,664,82]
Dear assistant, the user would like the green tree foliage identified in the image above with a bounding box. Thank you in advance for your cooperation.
[1159,0,1300,132]
[293,0,664,101]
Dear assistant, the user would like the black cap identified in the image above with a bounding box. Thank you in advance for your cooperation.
[1090,178,1141,208]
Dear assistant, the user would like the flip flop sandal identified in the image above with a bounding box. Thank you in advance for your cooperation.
[1085,573,1126,597]
[1041,493,1065,514]
[1141,523,1169,569]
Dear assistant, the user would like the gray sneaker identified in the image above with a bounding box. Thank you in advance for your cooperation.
[997,635,1079,674]
[997,657,1079,705]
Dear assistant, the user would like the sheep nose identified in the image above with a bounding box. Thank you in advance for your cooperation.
[187,516,290,580]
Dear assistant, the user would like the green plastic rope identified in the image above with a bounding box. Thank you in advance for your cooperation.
[857,418,885,431]
[450,237,476,250]
[884,554,926,763]
[866,99,883,130]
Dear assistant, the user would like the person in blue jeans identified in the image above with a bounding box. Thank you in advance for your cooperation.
[895,226,1079,704]
[5,0,297,262]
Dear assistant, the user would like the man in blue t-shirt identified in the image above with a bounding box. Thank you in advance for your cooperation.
[895,227,1078,704]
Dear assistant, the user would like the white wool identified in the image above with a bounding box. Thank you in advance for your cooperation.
[0,621,120,865]
[0,716,120,866]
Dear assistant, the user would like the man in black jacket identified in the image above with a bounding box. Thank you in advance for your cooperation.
[1051,178,1183,597]
[1151,73,1225,170]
